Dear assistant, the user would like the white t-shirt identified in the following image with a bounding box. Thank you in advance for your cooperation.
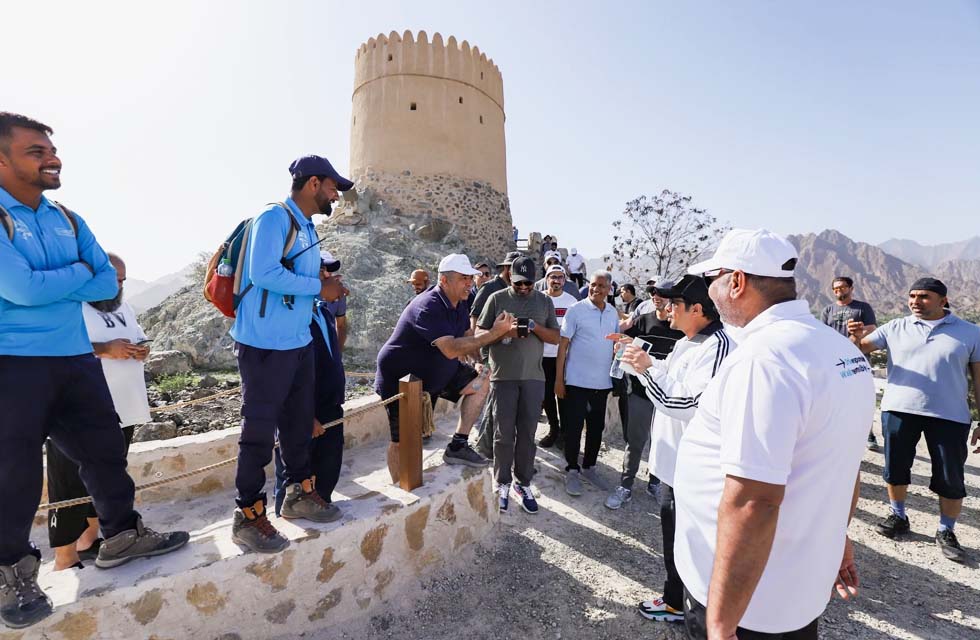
[566,253,586,274]
[544,292,578,358]
[82,302,152,427]
[673,300,875,633]
[637,325,734,487]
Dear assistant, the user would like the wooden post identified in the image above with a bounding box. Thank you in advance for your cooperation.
[398,375,424,491]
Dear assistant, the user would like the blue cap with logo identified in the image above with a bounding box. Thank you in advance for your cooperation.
[288,155,354,191]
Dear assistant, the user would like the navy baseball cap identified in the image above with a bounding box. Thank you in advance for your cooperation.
[288,155,354,191]
[511,256,536,283]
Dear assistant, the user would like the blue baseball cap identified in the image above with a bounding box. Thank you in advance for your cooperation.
[288,155,354,191]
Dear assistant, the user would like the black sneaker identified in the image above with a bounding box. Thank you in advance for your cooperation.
[538,430,559,448]
[866,435,880,452]
[232,502,289,554]
[936,529,966,563]
[95,516,190,569]
[444,442,490,467]
[875,512,910,539]
[0,554,52,629]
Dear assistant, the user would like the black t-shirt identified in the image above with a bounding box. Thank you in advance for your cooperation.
[625,312,684,397]
[470,275,508,319]
[820,300,877,337]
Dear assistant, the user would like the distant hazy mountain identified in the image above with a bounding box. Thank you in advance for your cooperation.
[878,236,980,270]
[790,230,980,316]
[127,265,195,313]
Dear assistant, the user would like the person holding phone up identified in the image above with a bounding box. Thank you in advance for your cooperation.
[46,252,153,571]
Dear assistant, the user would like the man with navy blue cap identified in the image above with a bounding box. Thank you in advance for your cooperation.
[229,154,354,554]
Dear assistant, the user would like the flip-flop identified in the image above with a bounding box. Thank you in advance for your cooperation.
[71,561,85,570]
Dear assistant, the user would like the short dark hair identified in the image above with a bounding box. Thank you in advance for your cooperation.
[621,284,636,296]
[291,174,326,192]
[673,297,720,323]
[746,274,797,304]
[832,276,854,288]
[0,112,53,153]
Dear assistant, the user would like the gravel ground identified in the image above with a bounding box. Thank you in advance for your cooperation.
[332,414,980,640]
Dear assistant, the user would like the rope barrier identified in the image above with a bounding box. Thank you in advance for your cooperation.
[36,393,404,513]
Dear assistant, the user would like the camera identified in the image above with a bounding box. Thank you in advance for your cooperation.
[516,317,530,338]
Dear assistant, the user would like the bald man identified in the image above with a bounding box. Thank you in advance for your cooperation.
[407,269,430,296]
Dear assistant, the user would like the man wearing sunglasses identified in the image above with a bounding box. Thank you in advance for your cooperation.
[668,229,874,640]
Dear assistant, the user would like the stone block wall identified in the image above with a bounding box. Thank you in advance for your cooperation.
[354,168,515,262]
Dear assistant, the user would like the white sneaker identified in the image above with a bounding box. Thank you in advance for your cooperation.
[497,483,510,512]
[638,597,684,622]
[605,486,632,510]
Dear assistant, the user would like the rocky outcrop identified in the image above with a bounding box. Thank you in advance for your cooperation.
[140,189,490,372]
[144,349,192,379]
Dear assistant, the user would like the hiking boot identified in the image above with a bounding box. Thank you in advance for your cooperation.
[0,554,52,629]
[497,484,510,513]
[638,597,684,622]
[95,516,190,569]
[232,501,289,553]
[875,512,910,539]
[444,442,490,467]
[565,470,584,496]
[513,483,539,514]
[936,529,966,563]
[581,466,610,491]
[538,430,560,448]
[605,486,632,510]
[867,434,880,452]
[281,480,342,523]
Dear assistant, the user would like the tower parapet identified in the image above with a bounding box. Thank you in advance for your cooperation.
[349,30,513,259]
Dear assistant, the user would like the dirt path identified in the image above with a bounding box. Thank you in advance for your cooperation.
[333,414,979,640]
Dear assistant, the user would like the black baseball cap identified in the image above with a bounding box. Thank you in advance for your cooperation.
[655,275,714,311]
[511,256,536,283]
[288,155,354,191]
[909,277,947,297]
[497,251,523,267]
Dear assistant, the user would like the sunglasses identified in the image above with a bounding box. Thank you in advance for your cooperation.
[701,268,732,286]
[479,271,491,277]
[513,281,533,288]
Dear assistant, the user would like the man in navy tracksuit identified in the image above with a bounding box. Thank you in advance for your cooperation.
[229,155,353,554]
[0,113,188,630]
[273,253,347,516]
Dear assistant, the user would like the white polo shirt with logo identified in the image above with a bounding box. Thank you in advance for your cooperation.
[82,301,152,427]
[673,300,875,633]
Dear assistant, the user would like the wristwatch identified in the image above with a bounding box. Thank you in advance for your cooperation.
[528,319,536,331]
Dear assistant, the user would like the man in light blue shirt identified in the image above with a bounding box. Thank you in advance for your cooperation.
[0,113,187,630]
[556,270,628,495]
[229,155,354,554]
[853,277,980,563]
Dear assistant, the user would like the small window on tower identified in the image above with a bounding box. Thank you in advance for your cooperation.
[410,102,417,111]
[479,115,483,124]
[353,116,356,125]
[480,71,484,79]
[387,54,393,62]
[459,96,463,104]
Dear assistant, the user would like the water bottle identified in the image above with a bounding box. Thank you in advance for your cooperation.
[609,355,625,379]
[217,258,234,277]
[471,367,489,391]
[502,337,512,345]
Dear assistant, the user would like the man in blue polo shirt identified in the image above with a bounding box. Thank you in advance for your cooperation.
[852,277,980,563]
[0,113,188,630]
[376,254,514,483]
[229,155,353,554]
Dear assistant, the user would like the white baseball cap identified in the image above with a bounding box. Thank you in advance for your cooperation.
[319,250,341,272]
[437,253,481,276]
[546,264,567,277]
[687,229,798,278]
[570,248,578,255]
[544,250,562,261]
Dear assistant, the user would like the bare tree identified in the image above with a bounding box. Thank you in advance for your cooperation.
[610,190,729,283]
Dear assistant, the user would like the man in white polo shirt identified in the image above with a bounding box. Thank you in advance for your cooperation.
[673,229,875,639]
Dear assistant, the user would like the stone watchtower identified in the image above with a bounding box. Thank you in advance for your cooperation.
[350,30,514,259]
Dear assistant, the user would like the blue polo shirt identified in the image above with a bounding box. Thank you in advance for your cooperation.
[375,285,470,398]
[0,186,118,356]
[230,198,321,351]
[561,297,619,390]
[867,312,980,424]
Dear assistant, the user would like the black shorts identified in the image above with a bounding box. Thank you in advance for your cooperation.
[385,362,479,443]
[882,410,971,499]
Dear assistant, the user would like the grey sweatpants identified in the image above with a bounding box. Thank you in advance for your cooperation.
[621,393,655,489]
[491,380,545,486]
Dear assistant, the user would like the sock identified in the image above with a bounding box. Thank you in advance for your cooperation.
[939,514,956,532]
[449,432,468,451]
[890,500,906,519]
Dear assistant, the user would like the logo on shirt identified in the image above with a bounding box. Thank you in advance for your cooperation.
[54,226,75,237]
[97,312,128,328]
[13,220,33,240]
[555,308,568,318]
[836,355,870,379]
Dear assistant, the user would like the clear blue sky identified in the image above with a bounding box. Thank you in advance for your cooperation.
[5,1,979,280]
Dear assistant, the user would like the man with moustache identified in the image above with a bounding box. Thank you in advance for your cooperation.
[229,154,355,553]
[0,113,187,629]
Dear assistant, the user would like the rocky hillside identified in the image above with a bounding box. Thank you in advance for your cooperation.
[879,236,980,270]
[790,230,980,316]
[140,186,489,372]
